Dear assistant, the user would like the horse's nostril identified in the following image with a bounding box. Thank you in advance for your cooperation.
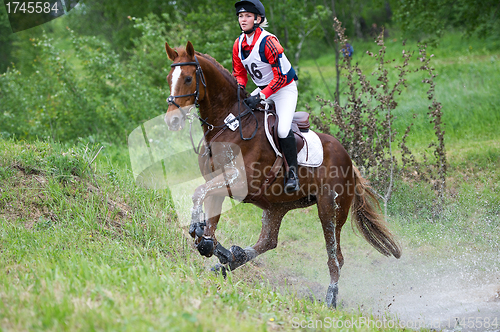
[171,116,180,126]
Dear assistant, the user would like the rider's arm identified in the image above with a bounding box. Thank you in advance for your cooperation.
[232,38,248,88]
[260,36,291,99]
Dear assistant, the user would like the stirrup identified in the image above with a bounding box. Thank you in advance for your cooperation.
[284,170,300,193]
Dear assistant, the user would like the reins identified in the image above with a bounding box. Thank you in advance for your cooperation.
[237,87,259,141]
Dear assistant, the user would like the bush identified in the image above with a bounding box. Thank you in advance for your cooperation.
[0,15,175,144]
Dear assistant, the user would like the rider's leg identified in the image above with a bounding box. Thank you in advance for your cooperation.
[269,81,299,193]
[278,130,299,193]
[250,81,298,138]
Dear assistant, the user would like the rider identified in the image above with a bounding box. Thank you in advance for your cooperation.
[232,0,300,193]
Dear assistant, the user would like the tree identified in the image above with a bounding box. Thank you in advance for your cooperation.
[0,8,15,73]
[390,0,500,42]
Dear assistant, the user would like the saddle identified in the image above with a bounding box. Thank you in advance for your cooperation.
[260,100,310,159]
[243,100,311,209]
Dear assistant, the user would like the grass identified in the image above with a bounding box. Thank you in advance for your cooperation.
[299,32,500,149]
[0,139,411,331]
[1,30,500,330]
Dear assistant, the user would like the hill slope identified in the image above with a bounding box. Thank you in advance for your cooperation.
[0,139,407,331]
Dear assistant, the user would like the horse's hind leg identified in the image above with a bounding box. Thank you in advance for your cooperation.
[213,204,289,273]
[317,192,349,308]
[248,205,289,257]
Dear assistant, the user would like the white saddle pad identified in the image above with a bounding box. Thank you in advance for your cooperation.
[264,112,324,168]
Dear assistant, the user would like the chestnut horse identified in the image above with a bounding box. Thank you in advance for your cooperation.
[164,41,401,308]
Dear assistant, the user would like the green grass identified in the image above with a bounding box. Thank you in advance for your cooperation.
[299,32,500,150]
[2,30,500,330]
[0,139,411,331]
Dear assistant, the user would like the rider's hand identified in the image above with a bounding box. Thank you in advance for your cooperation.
[244,94,262,109]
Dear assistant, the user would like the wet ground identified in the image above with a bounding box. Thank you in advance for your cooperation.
[214,204,500,330]
[251,238,500,331]
[337,248,500,331]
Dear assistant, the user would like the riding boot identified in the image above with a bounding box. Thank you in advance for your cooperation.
[279,130,300,193]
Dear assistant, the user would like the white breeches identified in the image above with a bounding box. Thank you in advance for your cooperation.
[251,80,298,138]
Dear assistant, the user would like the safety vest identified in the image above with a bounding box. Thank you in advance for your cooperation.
[238,29,296,87]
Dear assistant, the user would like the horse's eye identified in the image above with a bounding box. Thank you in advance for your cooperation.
[185,76,193,84]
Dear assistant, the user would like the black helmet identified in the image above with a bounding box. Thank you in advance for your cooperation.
[235,0,266,19]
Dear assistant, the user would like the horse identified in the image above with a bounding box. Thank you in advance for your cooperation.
[163,41,401,308]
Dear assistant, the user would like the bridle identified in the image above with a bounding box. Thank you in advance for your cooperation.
[167,55,207,115]
[166,54,258,154]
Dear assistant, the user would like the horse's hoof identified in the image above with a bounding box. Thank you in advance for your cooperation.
[228,245,248,270]
[326,282,339,309]
[211,263,227,278]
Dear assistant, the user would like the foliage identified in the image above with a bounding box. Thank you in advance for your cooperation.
[390,0,500,43]
[400,44,446,215]
[0,15,175,143]
[312,19,447,216]
[0,31,93,142]
[0,7,15,73]
[66,0,176,53]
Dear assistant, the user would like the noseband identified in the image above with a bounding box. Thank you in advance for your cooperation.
[167,55,207,115]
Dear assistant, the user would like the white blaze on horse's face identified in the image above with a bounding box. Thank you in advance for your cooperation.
[165,65,193,131]
[170,66,181,98]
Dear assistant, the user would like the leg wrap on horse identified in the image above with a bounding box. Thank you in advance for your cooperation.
[189,221,216,257]
[279,130,300,193]
[228,245,250,270]
[189,221,206,239]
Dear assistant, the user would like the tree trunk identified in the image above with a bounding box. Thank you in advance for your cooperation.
[351,0,363,39]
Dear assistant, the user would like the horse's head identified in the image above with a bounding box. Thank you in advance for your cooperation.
[164,41,206,131]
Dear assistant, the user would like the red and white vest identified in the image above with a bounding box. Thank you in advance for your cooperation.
[237,29,296,87]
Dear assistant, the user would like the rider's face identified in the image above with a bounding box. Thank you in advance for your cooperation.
[238,12,261,32]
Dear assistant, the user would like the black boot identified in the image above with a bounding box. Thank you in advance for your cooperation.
[279,130,300,193]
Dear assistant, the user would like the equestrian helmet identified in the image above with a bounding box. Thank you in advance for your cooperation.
[235,0,266,19]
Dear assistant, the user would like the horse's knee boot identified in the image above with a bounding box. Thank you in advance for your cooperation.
[189,221,206,239]
[196,236,214,257]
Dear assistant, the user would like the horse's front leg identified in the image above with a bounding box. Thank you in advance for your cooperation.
[188,167,246,262]
[189,195,225,257]
[189,195,248,274]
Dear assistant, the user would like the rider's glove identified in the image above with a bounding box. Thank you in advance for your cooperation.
[244,94,262,109]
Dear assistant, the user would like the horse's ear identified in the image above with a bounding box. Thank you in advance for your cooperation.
[165,42,178,61]
[186,41,195,59]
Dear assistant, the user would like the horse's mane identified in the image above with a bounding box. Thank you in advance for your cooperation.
[195,51,238,88]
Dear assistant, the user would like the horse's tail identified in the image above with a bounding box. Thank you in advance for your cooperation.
[351,166,401,258]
